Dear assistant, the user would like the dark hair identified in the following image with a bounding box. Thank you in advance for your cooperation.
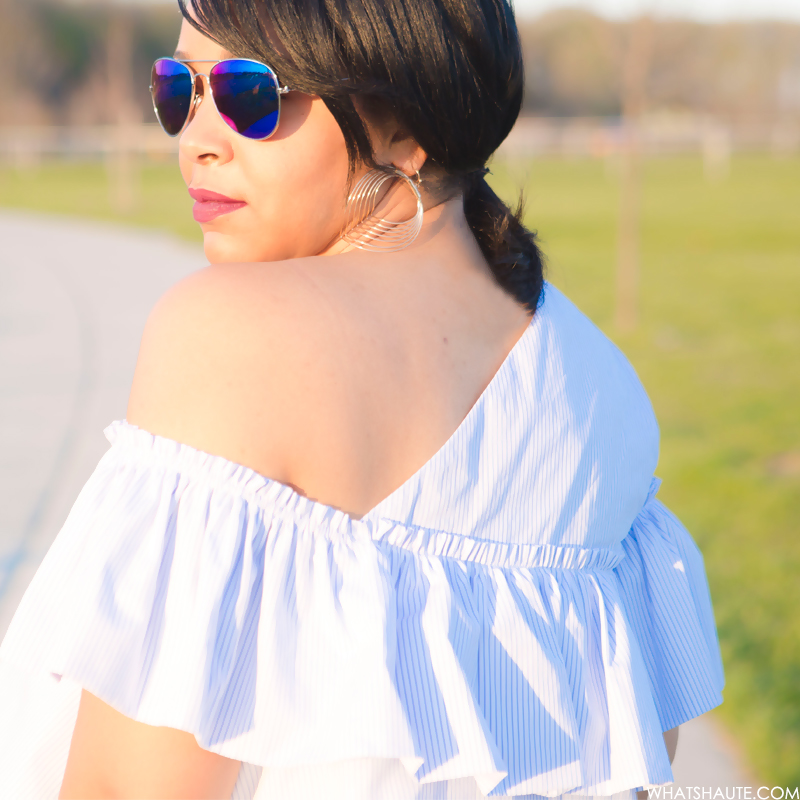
[178,0,545,313]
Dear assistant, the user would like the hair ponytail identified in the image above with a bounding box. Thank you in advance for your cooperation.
[462,172,545,314]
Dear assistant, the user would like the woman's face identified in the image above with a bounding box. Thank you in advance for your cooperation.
[174,20,352,263]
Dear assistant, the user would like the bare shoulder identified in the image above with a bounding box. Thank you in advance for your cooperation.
[75,257,357,797]
[126,257,348,482]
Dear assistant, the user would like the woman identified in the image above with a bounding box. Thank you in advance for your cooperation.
[0,0,724,798]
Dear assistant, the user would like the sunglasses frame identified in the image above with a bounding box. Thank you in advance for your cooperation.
[149,57,291,141]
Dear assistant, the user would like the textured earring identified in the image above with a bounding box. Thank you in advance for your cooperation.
[340,167,424,253]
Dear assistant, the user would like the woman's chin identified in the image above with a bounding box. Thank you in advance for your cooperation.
[202,230,267,264]
[201,227,336,264]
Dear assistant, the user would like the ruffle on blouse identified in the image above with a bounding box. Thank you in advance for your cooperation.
[0,421,724,798]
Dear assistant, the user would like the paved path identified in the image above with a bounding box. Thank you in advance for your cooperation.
[0,211,204,637]
[0,210,762,793]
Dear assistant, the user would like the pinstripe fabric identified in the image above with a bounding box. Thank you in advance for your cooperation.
[0,283,725,799]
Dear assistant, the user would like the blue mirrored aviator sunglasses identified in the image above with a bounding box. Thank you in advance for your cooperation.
[150,57,291,141]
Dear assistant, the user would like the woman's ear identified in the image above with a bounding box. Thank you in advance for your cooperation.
[354,95,428,177]
[367,114,427,177]
[388,135,427,177]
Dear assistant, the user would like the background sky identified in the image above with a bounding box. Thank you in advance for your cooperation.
[127,0,800,20]
[511,0,800,20]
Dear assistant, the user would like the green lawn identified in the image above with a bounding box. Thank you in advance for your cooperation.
[1,154,799,785]
[491,154,800,786]
[0,160,199,242]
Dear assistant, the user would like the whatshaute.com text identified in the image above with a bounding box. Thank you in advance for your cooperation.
[649,788,799,800]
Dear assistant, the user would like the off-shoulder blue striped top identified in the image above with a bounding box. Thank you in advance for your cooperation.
[0,282,725,800]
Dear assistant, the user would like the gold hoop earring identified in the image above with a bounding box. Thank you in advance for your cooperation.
[340,167,424,253]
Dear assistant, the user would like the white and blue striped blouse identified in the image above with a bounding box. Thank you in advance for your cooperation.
[0,282,725,800]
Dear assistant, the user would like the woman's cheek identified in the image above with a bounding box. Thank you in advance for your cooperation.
[180,94,353,261]
[246,153,349,258]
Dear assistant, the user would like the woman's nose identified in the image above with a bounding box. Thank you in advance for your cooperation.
[179,75,235,166]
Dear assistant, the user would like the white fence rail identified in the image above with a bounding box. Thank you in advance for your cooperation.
[0,124,177,164]
[0,117,797,164]
[497,116,799,159]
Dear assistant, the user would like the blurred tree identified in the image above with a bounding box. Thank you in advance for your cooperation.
[3,0,181,126]
[36,4,102,101]
[519,11,800,124]
[519,10,623,116]
[0,0,16,126]
[2,3,799,132]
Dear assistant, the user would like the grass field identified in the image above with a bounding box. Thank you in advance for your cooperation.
[1,154,799,785]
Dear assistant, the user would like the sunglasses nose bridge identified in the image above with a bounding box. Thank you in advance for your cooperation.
[186,71,212,123]
[192,71,209,97]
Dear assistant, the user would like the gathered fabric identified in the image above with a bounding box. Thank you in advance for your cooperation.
[0,284,725,799]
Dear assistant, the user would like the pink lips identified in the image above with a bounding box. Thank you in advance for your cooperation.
[188,188,247,223]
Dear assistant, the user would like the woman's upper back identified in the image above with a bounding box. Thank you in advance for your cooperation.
[126,204,536,522]
[126,221,658,547]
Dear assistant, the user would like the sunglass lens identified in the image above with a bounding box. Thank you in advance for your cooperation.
[210,60,281,140]
[151,58,193,136]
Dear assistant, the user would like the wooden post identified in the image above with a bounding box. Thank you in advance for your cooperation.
[0,0,17,177]
[106,2,138,214]
[702,121,731,182]
[615,14,653,333]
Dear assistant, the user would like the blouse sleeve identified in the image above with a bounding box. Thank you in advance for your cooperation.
[0,420,420,772]
[0,421,725,800]
[613,478,726,732]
